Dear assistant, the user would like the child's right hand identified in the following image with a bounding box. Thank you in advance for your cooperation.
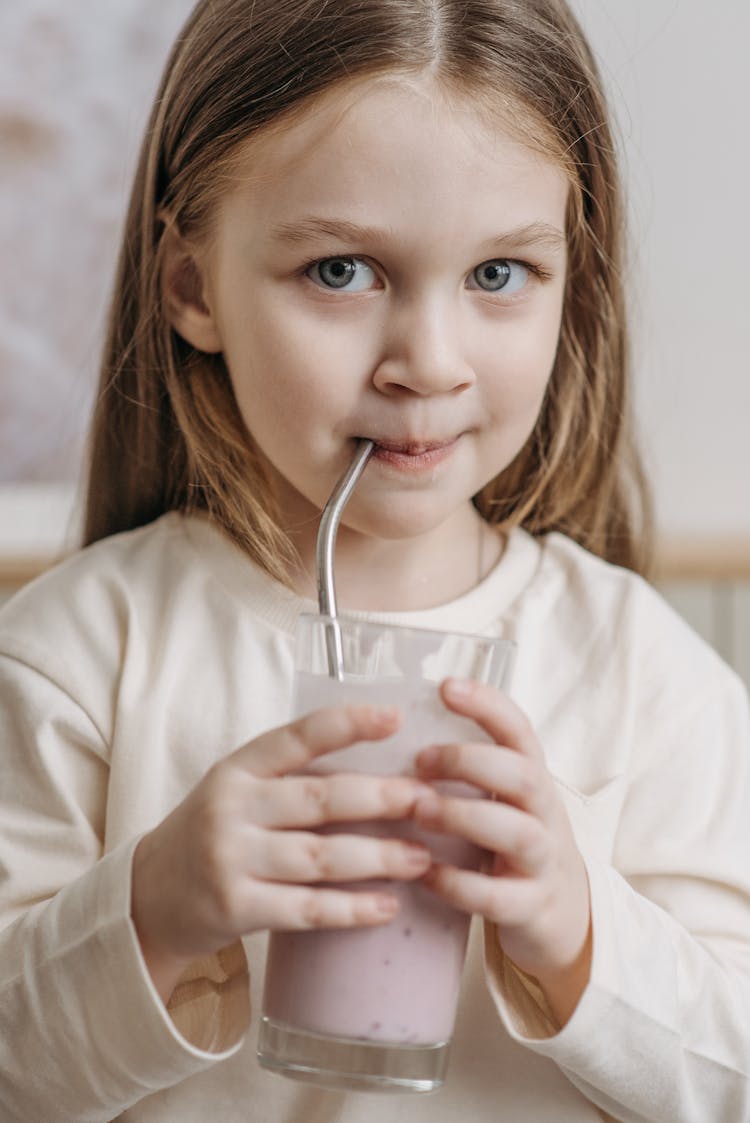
[130,704,431,1001]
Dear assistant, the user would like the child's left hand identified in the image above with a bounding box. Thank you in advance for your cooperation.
[414,677,592,1026]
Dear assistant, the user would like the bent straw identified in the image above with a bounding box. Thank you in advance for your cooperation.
[316,438,375,679]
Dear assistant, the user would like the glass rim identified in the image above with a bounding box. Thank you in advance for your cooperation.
[297,611,516,652]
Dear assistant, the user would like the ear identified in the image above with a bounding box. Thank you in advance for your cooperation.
[160,222,223,354]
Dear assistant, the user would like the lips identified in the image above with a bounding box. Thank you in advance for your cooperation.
[367,435,460,471]
[372,437,456,455]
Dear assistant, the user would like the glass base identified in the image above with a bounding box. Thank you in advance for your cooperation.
[257,1017,448,1094]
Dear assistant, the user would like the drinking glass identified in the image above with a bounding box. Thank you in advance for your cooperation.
[257,614,515,1093]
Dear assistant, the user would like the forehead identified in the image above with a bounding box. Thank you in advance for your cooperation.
[215,74,569,244]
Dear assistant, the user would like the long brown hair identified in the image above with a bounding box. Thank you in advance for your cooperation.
[84,0,652,581]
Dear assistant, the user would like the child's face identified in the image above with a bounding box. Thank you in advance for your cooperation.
[182,75,568,551]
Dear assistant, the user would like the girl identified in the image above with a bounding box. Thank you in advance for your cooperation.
[2,1,749,1120]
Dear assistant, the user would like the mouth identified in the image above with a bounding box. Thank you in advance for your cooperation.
[367,436,460,471]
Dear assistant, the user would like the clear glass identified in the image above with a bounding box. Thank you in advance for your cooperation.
[257,614,515,1094]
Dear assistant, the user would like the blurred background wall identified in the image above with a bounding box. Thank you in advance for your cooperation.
[0,0,195,484]
[1,0,748,544]
[569,1,750,542]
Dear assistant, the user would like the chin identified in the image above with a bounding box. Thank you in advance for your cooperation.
[347,499,468,542]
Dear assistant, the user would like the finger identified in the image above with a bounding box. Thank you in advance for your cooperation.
[415,742,551,818]
[242,881,402,931]
[237,705,402,778]
[414,794,548,875]
[421,863,539,927]
[439,679,543,760]
[247,830,432,883]
[247,773,433,828]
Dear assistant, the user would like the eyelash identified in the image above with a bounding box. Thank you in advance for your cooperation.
[519,261,554,283]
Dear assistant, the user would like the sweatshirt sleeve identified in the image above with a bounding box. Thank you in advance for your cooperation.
[484,667,750,1122]
[0,653,249,1123]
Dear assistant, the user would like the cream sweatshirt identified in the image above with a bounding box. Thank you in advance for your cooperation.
[1,512,749,1122]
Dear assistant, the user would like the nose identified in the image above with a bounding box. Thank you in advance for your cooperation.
[371,295,475,397]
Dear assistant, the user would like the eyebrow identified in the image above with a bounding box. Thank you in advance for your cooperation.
[489,221,567,252]
[270,216,566,253]
[270,217,391,246]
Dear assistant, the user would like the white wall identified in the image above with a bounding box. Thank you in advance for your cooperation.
[1,1,748,539]
[570,0,750,537]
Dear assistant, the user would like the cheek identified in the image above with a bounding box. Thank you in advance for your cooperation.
[259,298,376,377]
[224,313,329,394]
[482,325,559,415]
[223,309,375,440]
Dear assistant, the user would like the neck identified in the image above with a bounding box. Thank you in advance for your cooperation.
[289,507,504,613]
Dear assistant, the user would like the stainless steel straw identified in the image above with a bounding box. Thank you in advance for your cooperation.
[316,438,375,679]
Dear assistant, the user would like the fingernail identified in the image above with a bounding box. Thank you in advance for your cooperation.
[415,795,441,820]
[444,678,475,700]
[404,845,432,868]
[416,746,440,770]
[372,705,400,730]
[421,864,439,885]
[374,894,399,916]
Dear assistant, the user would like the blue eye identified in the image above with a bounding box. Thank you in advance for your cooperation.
[308,257,377,291]
[471,259,528,294]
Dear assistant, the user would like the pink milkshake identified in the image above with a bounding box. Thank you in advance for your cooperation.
[263,826,478,1043]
